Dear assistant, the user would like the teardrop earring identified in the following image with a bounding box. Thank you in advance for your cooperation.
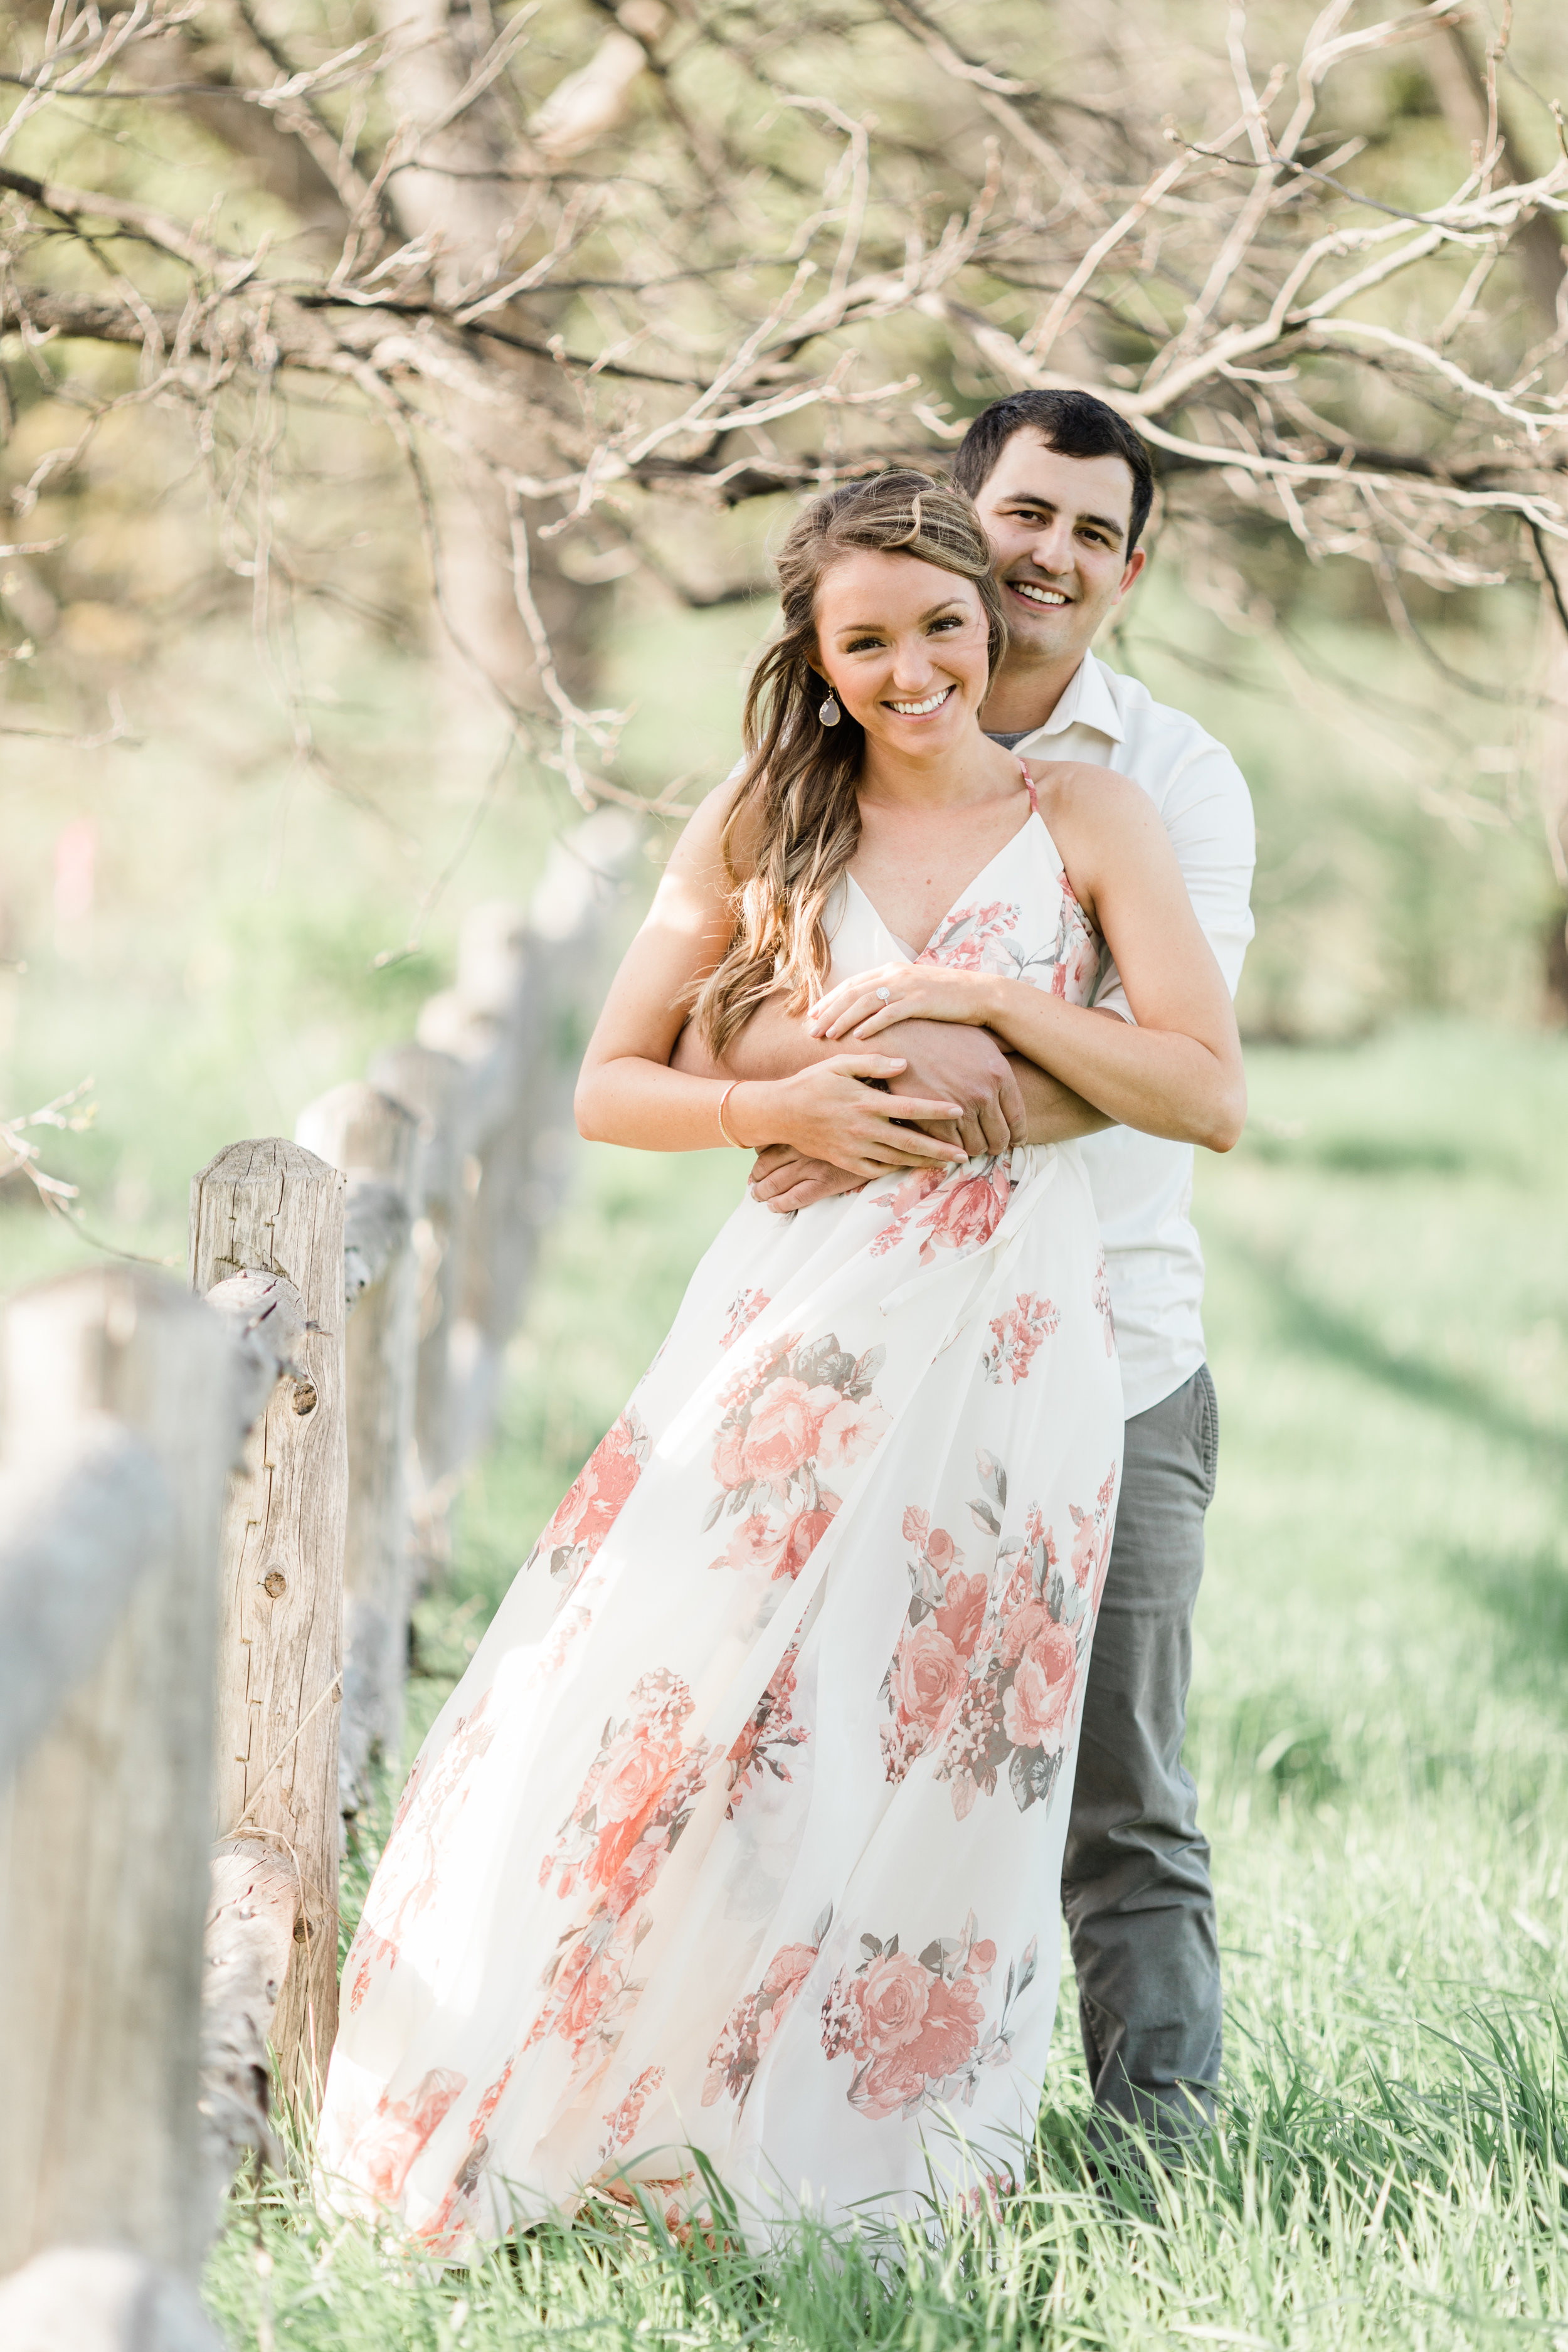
[818,692,840,727]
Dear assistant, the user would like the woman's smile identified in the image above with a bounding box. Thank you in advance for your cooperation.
[884,684,956,719]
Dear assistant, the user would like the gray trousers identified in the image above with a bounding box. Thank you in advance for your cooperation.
[1061,1363,1221,2147]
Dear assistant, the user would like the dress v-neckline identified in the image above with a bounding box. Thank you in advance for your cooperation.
[846,803,1043,962]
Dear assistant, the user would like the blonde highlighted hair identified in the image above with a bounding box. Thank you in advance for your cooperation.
[692,470,1007,1055]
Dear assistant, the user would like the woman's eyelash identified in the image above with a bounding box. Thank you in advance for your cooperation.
[841,615,963,649]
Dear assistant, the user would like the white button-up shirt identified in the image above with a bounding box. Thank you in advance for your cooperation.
[1010,652,1256,1419]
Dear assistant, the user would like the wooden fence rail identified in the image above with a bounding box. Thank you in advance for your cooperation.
[0,812,636,2336]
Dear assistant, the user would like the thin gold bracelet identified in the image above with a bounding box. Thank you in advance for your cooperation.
[716,1081,744,1148]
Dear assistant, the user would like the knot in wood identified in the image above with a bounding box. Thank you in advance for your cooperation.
[290,1379,318,1416]
[262,1569,287,1599]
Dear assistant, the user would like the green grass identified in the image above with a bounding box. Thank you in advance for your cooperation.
[201,1017,1568,2349]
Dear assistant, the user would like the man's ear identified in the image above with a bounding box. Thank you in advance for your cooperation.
[1114,548,1147,602]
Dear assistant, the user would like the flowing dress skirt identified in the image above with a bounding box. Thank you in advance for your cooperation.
[320,1145,1122,2247]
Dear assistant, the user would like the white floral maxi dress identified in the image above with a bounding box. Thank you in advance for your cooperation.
[319,796,1125,2248]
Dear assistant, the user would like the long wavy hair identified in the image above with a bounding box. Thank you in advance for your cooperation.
[692,470,1008,1055]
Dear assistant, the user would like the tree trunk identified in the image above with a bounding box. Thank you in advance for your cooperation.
[373,0,609,719]
[1426,29,1566,334]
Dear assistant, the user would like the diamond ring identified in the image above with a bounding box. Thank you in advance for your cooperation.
[875,986,892,1004]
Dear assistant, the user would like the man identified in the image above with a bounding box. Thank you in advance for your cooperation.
[677,388,1255,2156]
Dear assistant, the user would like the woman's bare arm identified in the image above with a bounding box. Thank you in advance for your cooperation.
[808,763,1246,1153]
[573,789,970,1175]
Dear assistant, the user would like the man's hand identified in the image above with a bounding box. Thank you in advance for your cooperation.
[748,1022,1025,1214]
[749,1144,867,1214]
[880,1019,1025,1158]
[674,993,1106,1211]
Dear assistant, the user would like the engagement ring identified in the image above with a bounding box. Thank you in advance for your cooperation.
[875,986,892,1003]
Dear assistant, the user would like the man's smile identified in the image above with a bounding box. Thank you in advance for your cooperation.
[1008,579,1072,608]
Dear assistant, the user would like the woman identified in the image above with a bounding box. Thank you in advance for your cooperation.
[319,473,1243,2248]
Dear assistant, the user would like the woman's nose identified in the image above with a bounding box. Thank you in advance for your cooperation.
[888,638,938,691]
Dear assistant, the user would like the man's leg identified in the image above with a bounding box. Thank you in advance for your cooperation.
[1062,1364,1221,2156]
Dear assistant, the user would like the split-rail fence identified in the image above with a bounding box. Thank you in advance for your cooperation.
[0,812,636,2344]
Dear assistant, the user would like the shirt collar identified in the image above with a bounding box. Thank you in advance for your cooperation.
[1012,651,1125,748]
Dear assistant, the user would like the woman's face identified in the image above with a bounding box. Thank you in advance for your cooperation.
[813,549,992,759]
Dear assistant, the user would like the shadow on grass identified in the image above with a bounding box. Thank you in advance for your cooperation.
[1212,1227,1564,1479]
[1429,1542,1568,1737]
[1241,1133,1493,1180]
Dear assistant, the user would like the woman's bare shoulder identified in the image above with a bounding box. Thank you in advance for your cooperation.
[667,763,758,882]
[1025,758,1155,843]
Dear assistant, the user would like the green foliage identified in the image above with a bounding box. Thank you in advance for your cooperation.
[238,1017,1568,2349]
[1111,579,1560,1037]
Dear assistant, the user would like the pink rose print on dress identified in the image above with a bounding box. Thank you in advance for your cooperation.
[1070,1462,1120,1618]
[818,1912,1036,2121]
[721,1288,770,1349]
[527,1671,711,2082]
[598,2064,665,2163]
[1044,884,1101,1001]
[532,1406,652,1596]
[702,1904,832,2112]
[981,1291,1059,1385]
[725,1641,808,1817]
[871,1160,1013,1268]
[706,1330,889,1577]
[881,1509,989,1783]
[933,1454,1117,1820]
[410,2053,519,2254]
[346,2067,467,2204]
[743,1381,829,1481]
[919,888,1099,1000]
[918,900,1019,972]
[1092,1247,1115,1355]
[540,1669,707,1908]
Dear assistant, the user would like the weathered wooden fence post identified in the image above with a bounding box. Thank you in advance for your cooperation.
[518,808,642,1251]
[295,1083,421,1815]
[191,1138,348,2111]
[416,899,537,1466]
[368,1039,467,1582]
[0,1266,235,2289]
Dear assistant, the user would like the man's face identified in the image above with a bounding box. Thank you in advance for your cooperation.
[970,430,1146,669]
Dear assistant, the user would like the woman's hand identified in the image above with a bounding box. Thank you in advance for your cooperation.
[738,1054,968,1180]
[805,961,996,1044]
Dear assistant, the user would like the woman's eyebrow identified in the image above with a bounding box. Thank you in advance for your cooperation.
[832,600,966,634]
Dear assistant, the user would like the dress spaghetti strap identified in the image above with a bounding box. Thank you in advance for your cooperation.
[1017,756,1039,815]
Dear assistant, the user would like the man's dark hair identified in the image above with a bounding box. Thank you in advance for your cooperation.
[950,389,1156,556]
